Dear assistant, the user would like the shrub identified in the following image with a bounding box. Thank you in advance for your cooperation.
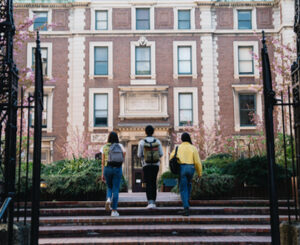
[222,155,290,187]
[158,170,178,189]
[204,153,234,169]
[191,173,235,199]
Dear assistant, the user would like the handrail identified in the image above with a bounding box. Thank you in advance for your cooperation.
[0,197,12,220]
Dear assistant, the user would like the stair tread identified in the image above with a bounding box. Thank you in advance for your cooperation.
[38,235,271,244]
[39,224,271,231]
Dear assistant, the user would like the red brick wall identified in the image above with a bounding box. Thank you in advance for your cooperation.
[52,9,69,31]
[84,36,203,136]
[257,7,273,29]
[216,8,233,30]
[155,8,173,29]
[112,8,131,30]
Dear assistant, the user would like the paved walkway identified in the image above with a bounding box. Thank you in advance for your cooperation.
[119,192,181,202]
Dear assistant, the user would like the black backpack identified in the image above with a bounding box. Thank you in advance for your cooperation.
[169,146,180,175]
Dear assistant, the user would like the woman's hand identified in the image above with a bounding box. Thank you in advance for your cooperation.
[101,175,106,183]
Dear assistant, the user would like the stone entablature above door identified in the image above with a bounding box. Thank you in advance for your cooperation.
[119,86,169,120]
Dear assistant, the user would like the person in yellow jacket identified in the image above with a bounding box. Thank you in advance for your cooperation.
[170,132,202,216]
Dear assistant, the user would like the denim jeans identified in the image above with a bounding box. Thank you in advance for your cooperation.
[143,165,159,203]
[104,166,122,210]
[179,164,195,209]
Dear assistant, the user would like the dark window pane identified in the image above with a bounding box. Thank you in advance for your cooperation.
[136,47,151,75]
[96,11,108,30]
[178,10,190,29]
[33,12,48,31]
[136,8,150,30]
[94,94,108,127]
[179,93,193,126]
[94,47,108,75]
[239,94,256,126]
[238,10,252,30]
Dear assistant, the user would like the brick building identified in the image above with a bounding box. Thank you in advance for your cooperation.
[14,0,294,191]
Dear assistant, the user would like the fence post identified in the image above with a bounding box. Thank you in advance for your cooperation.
[261,31,280,245]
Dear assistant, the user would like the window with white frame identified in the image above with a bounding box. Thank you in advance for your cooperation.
[95,10,108,30]
[135,47,151,75]
[173,41,197,79]
[89,88,113,131]
[94,47,108,75]
[234,8,256,30]
[130,37,156,83]
[136,8,150,30]
[32,47,48,76]
[232,84,262,131]
[178,46,192,75]
[94,94,108,127]
[238,10,252,30]
[233,41,258,78]
[239,94,256,126]
[179,93,193,126]
[33,11,48,31]
[238,46,254,75]
[89,42,113,79]
[27,86,54,133]
[173,87,198,128]
[27,42,52,78]
[178,10,191,29]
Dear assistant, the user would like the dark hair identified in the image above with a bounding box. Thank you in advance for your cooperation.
[145,125,154,136]
[107,131,119,144]
[181,132,192,144]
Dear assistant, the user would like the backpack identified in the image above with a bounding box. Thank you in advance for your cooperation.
[107,143,124,167]
[169,146,180,175]
[143,139,160,164]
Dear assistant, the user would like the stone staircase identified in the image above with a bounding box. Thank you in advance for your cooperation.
[33,193,294,244]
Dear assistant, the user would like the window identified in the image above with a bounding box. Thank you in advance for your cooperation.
[135,47,151,75]
[238,10,252,30]
[173,87,198,128]
[178,46,192,75]
[178,10,190,29]
[32,47,48,76]
[238,46,253,75]
[89,88,113,131]
[179,93,193,126]
[94,94,108,127]
[33,11,48,31]
[94,47,108,75]
[239,94,256,126]
[95,10,108,30]
[130,37,156,82]
[136,8,150,30]
[29,95,49,128]
[232,84,262,131]
[173,41,197,79]
[89,42,113,78]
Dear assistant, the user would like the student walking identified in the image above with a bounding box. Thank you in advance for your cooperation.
[101,131,126,217]
[169,132,202,216]
[137,125,163,209]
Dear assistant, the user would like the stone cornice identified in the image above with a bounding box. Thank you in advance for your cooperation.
[195,0,276,7]
[14,2,89,8]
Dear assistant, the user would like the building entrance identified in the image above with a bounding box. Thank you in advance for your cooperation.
[131,144,145,192]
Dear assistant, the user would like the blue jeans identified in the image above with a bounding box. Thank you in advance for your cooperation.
[179,164,195,209]
[104,166,122,210]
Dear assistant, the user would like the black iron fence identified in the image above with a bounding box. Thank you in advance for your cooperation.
[0,0,44,243]
[262,30,300,244]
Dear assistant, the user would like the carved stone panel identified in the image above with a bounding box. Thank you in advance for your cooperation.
[113,8,131,30]
[119,86,169,119]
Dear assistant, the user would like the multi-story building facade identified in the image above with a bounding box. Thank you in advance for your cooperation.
[14,0,294,191]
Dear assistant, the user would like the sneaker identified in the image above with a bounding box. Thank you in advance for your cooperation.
[146,203,156,209]
[111,210,119,217]
[105,198,111,212]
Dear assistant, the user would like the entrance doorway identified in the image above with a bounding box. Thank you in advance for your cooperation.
[131,145,144,192]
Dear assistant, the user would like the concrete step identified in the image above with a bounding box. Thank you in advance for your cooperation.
[18,206,295,217]
[38,224,271,237]
[18,199,296,208]
[39,235,271,244]
[37,215,291,226]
